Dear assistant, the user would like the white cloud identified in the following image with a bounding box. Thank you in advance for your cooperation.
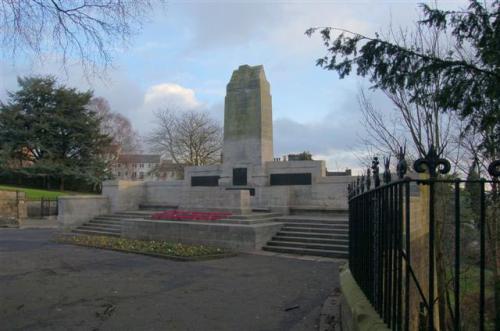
[144,83,202,111]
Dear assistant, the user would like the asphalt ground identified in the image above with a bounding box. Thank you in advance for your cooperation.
[0,229,340,331]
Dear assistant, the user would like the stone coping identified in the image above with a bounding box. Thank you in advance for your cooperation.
[340,266,389,331]
[58,195,107,200]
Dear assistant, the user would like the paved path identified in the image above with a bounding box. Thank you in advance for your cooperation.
[0,229,340,331]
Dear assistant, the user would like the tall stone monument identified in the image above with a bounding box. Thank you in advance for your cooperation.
[220,65,273,186]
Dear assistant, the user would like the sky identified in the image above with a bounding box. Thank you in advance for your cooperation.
[0,0,468,173]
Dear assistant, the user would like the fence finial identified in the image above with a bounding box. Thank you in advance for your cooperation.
[371,157,380,187]
[383,155,392,183]
[396,145,408,179]
[366,168,371,190]
[413,144,451,178]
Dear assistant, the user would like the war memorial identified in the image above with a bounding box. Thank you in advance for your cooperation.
[59,64,353,257]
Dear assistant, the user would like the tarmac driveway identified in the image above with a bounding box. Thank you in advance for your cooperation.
[0,229,340,331]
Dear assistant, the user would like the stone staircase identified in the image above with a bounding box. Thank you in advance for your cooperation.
[72,208,165,237]
[262,213,349,259]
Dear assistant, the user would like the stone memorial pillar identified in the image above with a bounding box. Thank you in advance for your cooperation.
[219,64,273,187]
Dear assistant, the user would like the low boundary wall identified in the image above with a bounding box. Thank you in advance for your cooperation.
[58,195,110,230]
[339,267,389,331]
[122,219,282,251]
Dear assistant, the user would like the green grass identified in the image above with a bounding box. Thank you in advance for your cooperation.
[0,185,80,200]
[55,235,232,260]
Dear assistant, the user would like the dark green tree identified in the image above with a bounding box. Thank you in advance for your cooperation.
[0,76,112,190]
[465,159,482,220]
[306,0,499,159]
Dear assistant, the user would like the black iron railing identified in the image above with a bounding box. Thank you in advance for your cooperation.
[348,146,499,331]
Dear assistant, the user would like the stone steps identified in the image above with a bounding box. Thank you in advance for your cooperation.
[276,230,348,240]
[263,214,349,259]
[279,226,348,235]
[272,236,349,245]
[73,228,121,237]
[262,246,348,259]
[275,216,348,225]
[72,209,160,237]
[280,222,348,230]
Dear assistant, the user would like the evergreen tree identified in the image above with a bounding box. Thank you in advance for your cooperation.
[0,76,112,190]
[465,160,482,222]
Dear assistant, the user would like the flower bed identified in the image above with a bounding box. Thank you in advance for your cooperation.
[55,234,233,261]
[151,210,232,221]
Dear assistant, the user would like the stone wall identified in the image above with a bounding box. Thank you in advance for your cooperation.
[58,195,110,230]
[144,180,184,206]
[102,180,145,212]
[0,190,27,226]
[122,219,282,251]
[179,188,251,214]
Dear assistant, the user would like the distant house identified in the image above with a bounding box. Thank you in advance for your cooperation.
[150,159,184,180]
[112,154,161,181]
[111,154,184,181]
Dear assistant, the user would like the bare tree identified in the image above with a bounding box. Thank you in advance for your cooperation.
[356,23,477,330]
[357,22,468,172]
[0,0,162,74]
[88,97,140,153]
[147,109,222,166]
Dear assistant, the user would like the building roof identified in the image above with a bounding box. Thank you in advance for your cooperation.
[116,154,161,164]
[156,160,184,171]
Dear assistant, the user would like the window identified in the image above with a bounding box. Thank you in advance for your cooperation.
[139,172,144,179]
[118,172,121,176]
[140,163,144,168]
[233,168,247,186]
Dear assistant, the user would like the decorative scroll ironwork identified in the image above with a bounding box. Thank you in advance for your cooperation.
[488,160,500,178]
[413,144,451,178]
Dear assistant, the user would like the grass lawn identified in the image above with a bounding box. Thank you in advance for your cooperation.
[0,185,82,200]
[55,235,233,261]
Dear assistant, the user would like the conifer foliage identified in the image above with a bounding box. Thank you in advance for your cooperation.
[0,76,112,190]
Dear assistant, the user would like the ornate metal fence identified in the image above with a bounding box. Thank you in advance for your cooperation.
[348,146,499,330]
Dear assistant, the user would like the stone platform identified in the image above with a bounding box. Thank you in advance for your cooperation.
[73,208,283,252]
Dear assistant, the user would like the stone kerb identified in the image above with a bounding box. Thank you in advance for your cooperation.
[58,195,110,230]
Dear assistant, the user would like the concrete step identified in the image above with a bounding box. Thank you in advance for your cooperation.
[99,213,149,220]
[282,222,348,229]
[272,236,349,245]
[289,208,349,217]
[86,221,122,229]
[72,229,121,237]
[277,231,348,240]
[91,218,124,224]
[267,240,348,251]
[113,210,156,217]
[78,225,121,233]
[262,245,348,259]
[280,226,348,235]
[275,216,348,225]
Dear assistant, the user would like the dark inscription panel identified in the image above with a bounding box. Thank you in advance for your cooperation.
[270,173,312,186]
[191,176,220,187]
[233,168,247,186]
